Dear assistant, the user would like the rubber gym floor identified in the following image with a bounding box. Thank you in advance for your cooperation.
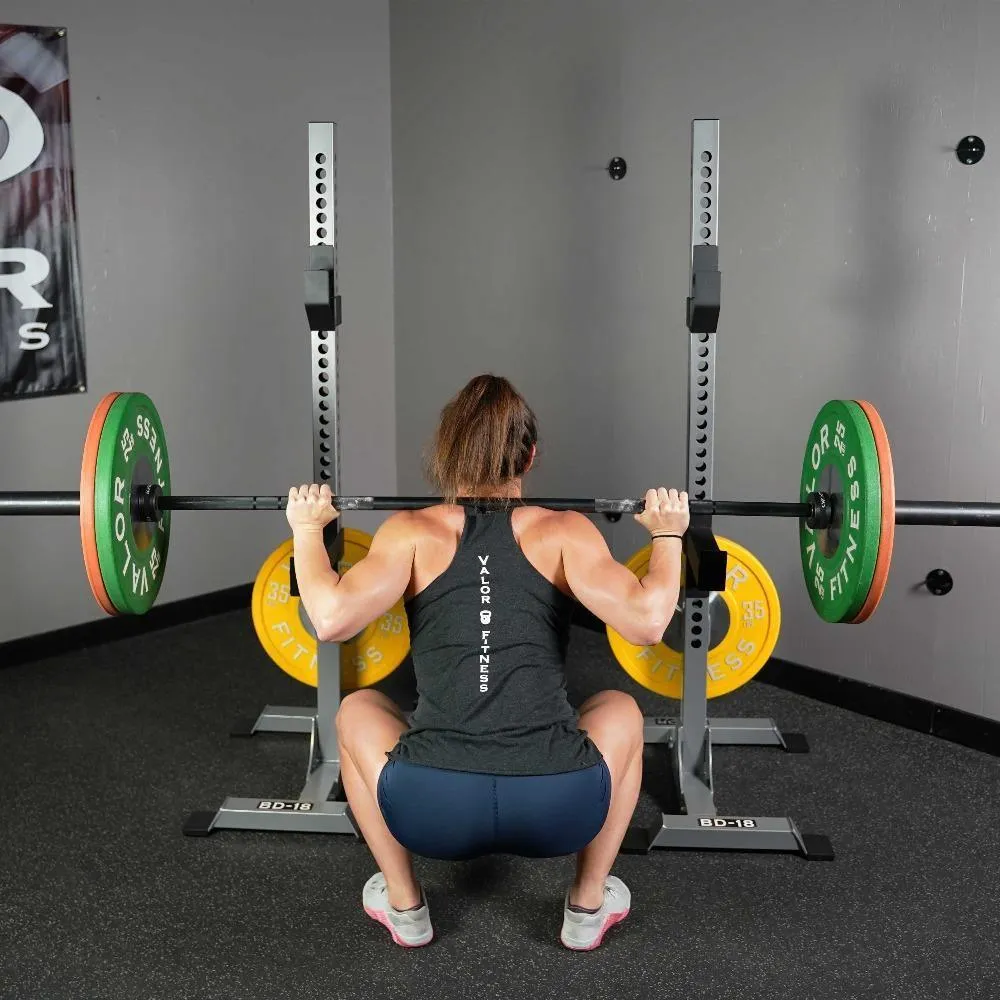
[1,614,997,1000]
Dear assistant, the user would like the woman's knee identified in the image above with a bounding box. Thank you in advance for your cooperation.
[580,689,644,757]
[336,689,404,741]
[581,689,644,729]
[336,688,374,725]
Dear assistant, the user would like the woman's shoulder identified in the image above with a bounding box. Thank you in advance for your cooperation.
[398,504,467,542]
[512,505,589,540]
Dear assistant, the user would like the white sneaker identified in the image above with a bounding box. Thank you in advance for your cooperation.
[560,876,631,951]
[362,872,434,948]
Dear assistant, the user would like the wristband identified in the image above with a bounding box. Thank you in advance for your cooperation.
[651,532,684,541]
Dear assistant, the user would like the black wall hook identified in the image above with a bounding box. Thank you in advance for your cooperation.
[607,157,627,181]
[925,568,953,596]
[956,136,985,165]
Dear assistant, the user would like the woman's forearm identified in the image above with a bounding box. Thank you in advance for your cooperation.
[636,537,683,639]
[292,526,341,634]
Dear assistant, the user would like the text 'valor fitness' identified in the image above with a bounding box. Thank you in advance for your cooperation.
[478,554,492,693]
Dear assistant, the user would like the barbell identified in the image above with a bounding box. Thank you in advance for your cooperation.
[1,490,993,524]
[0,491,813,518]
[1,391,999,621]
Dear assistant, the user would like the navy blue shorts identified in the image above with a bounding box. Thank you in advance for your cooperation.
[376,757,612,861]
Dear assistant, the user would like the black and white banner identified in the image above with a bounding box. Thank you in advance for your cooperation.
[0,24,86,401]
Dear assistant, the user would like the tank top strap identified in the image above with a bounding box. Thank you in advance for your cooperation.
[459,504,519,552]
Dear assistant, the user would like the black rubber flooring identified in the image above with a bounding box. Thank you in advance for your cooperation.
[1,612,998,999]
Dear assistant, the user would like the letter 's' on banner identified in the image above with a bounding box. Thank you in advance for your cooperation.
[0,24,86,401]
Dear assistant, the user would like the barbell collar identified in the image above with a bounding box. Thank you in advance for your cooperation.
[805,491,832,531]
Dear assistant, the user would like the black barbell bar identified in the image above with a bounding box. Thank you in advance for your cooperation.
[156,494,817,518]
[0,489,812,519]
[4,488,1000,528]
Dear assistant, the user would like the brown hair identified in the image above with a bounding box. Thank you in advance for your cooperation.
[426,374,538,502]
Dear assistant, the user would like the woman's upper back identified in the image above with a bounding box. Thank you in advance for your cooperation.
[403,503,573,601]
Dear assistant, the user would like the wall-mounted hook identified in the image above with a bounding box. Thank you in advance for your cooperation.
[956,136,985,165]
[924,568,953,595]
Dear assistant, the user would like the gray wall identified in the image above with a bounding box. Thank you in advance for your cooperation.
[0,0,395,643]
[391,0,1000,720]
[392,1,625,501]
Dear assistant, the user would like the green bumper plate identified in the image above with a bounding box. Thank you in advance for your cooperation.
[800,400,882,623]
[94,393,172,614]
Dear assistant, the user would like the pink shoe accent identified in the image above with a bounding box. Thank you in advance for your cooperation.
[364,906,435,948]
[561,908,630,951]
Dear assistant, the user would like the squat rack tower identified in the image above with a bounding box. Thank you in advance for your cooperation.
[626,121,830,858]
[185,124,356,836]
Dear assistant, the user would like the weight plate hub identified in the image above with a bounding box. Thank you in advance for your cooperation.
[800,400,881,623]
[92,393,172,615]
[252,529,410,690]
[607,535,781,699]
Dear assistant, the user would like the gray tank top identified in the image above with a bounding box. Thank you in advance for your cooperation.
[389,506,603,776]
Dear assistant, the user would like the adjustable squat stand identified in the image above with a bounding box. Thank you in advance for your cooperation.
[184,121,832,857]
[623,121,832,859]
[184,123,358,837]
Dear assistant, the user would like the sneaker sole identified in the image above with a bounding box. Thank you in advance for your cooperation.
[560,908,630,951]
[364,906,435,948]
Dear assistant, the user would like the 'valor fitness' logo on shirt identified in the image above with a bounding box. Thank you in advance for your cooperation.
[478,555,492,692]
